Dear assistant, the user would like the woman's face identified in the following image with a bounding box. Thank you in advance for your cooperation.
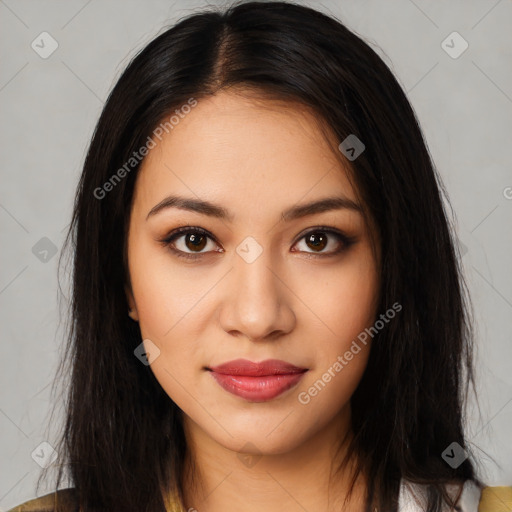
[125,91,380,456]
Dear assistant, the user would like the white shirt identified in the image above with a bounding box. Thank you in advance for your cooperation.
[399,479,481,511]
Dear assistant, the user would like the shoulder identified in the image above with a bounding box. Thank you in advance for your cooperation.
[6,488,78,512]
[399,479,483,512]
[478,486,512,512]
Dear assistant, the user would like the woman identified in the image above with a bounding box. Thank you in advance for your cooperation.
[8,1,495,511]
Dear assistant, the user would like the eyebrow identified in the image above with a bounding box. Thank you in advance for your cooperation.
[146,194,362,222]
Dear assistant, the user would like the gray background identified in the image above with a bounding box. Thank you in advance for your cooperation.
[1,0,511,508]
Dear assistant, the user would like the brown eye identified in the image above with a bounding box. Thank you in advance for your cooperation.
[305,232,328,252]
[160,227,221,259]
[160,226,355,261]
[184,232,207,252]
[292,228,354,257]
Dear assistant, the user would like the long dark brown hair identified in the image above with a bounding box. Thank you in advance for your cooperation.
[38,1,483,510]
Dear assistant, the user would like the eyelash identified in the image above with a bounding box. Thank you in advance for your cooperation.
[158,226,356,261]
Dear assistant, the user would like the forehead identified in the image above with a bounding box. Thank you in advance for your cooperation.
[132,91,358,221]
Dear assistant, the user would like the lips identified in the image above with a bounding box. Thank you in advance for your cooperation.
[207,358,308,402]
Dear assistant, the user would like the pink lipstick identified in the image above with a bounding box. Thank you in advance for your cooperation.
[207,358,308,402]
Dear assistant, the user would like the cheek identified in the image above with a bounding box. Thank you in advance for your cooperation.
[131,260,211,408]
[294,251,379,350]
[127,252,208,411]
[129,237,213,340]
[292,251,378,398]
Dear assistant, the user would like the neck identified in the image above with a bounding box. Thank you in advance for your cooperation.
[178,404,367,512]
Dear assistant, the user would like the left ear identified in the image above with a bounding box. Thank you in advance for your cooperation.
[125,284,139,322]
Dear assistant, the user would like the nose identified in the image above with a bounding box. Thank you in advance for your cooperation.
[218,248,296,342]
